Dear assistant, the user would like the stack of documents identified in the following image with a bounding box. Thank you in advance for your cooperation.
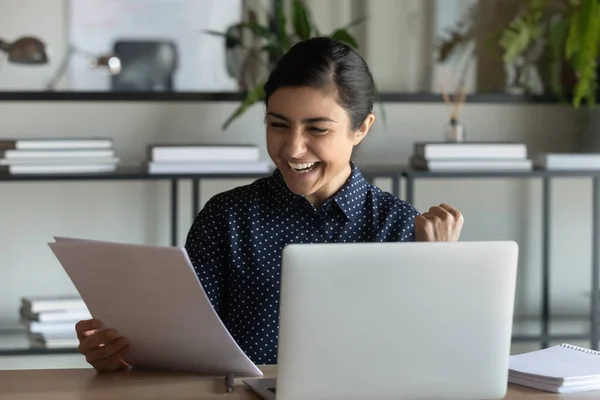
[509,343,600,393]
[48,236,262,377]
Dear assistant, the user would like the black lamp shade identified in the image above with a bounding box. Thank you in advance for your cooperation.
[0,36,49,65]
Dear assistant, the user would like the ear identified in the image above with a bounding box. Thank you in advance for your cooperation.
[353,113,375,146]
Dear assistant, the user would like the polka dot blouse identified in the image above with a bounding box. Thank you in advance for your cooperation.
[184,162,419,365]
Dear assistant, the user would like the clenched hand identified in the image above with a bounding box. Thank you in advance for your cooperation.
[415,203,463,242]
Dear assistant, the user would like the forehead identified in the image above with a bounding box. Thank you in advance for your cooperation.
[266,86,346,120]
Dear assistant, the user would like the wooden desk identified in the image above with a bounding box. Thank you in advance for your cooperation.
[0,365,597,399]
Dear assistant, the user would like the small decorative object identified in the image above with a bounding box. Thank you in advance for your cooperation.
[0,36,49,65]
[440,85,467,143]
[444,117,465,143]
[46,45,121,91]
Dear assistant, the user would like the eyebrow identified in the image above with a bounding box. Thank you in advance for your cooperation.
[266,112,336,124]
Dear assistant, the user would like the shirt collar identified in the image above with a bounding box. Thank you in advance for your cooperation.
[269,162,369,221]
[330,162,368,221]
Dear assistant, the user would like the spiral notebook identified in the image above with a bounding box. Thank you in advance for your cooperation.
[509,343,600,393]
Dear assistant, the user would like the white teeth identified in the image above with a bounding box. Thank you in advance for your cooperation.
[288,161,316,170]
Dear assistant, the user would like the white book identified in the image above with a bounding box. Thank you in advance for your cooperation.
[536,153,600,170]
[2,149,115,160]
[21,319,79,335]
[149,144,259,162]
[21,307,91,323]
[47,236,262,377]
[413,142,527,160]
[410,155,533,172]
[4,164,117,174]
[0,138,113,150]
[21,296,87,314]
[147,160,273,174]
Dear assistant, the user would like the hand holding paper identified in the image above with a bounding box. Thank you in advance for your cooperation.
[48,237,262,377]
[74,318,130,372]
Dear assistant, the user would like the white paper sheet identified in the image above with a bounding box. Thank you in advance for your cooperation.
[48,237,262,377]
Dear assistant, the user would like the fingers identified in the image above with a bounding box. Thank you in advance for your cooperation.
[78,328,121,354]
[414,214,435,241]
[84,336,129,365]
[92,350,130,373]
[75,319,103,341]
[438,203,464,222]
[425,204,463,223]
[415,203,464,242]
[75,318,130,372]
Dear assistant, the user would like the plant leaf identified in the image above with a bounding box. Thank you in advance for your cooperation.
[330,29,359,49]
[545,16,569,99]
[499,11,543,64]
[565,6,580,60]
[273,0,290,49]
[235,22,276,41]
[291,0,312,40]
[222,82,266,130]
[204,30,242,48]
[570,0,600,108]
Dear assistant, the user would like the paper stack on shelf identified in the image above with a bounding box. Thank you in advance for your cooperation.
[0,138,119,174]
[19,295,90,349]
[409,141,532,172]
[535,153,600,170]
[146,143,273,174]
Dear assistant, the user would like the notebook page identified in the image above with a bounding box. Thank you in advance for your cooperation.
[509,345,600,381]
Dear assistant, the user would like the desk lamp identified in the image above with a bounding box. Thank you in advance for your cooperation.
[0,36,49,64]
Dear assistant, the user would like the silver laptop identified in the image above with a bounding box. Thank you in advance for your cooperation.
[244,241,519,400]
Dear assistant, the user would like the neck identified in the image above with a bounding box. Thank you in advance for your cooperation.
[305,163,352,207]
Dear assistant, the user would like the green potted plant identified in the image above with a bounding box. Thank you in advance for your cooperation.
[498,0,600,108]
[206,0,366,130]
[436,0,600,108]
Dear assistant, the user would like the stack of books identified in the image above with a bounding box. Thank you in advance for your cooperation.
[409,141,532,172]
[19,295,90,349]
[145,144,273,174]
[0,138,118,174]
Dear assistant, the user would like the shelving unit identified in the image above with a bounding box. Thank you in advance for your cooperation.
[0,164,403,357]
[1,164,598,356]
[402,167,600,350]
[0,91,566,103]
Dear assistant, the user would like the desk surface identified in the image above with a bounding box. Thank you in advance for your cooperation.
[0,365,597,400]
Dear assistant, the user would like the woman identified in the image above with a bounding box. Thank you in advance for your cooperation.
[75,37,464,372]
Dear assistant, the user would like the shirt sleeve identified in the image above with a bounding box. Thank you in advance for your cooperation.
[392,201,420,242]
[184,196,230,313]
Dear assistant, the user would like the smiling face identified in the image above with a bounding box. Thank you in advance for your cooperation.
[266,86,374,206]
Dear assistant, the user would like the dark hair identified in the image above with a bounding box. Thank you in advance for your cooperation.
[263,37,375,131]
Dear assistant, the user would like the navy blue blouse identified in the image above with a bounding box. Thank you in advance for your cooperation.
[184,163,419,365]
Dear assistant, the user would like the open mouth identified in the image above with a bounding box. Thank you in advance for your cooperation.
[288,161,320,174]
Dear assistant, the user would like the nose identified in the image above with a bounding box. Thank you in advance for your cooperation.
[283,130,307,159]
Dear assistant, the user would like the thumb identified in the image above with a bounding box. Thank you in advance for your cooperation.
[414,214,434,241]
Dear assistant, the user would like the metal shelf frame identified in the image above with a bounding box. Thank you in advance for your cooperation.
[402,167,600,350]
[1,165,599,355]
